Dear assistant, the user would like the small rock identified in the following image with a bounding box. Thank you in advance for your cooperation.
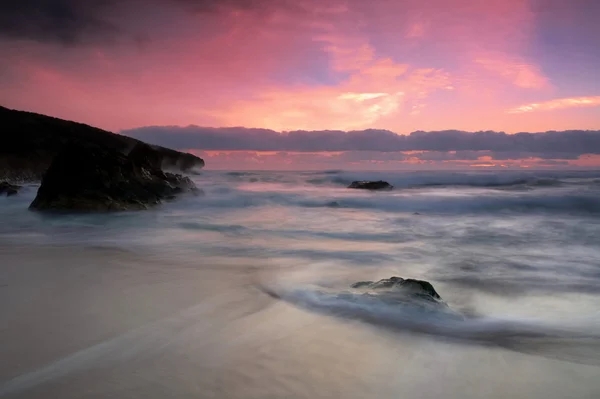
[348,181,393,190]
[351,276,441,300]
[0,181,21,196]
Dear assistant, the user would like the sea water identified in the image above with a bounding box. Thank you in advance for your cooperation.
[1,169,600,398]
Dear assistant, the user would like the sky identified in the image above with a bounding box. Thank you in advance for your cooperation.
[1,0,599,169]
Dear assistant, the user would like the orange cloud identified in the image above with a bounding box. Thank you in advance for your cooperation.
[215,65,451,131]
[508,96,600,114]
[574,154,600,168]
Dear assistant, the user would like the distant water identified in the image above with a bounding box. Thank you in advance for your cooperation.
[2,170,600,398]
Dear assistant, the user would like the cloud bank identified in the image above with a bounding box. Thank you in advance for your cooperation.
[123,127,600,159]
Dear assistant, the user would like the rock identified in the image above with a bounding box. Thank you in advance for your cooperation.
[129,142,205,173]
[162,151,205,172]
[327,201,341,208]
[0,105,204,181]
[29,141,198,212]
[0,181,21,196]
[348,180,393,190]
[128,142,164,170]
[351,276,441,300]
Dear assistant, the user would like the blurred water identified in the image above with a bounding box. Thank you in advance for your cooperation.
[1,170,600,398]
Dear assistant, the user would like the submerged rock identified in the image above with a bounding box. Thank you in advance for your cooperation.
[29,142,198,212]
[351,276,442,300]
[348,181,393,190]
[0,181,21,196]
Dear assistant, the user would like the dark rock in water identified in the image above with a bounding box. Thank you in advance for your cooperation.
[29,142,198,212]
[348,181,393,190]
[0,105,204,181]
[351,276,441,300]
[351,281,374,289]
[327,201,341,208]
[0,181,21,196]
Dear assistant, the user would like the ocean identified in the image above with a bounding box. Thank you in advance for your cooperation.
[1,169,600,398]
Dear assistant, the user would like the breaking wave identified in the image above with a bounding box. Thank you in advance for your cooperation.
[304,171,600,190]
[259,280,600,366]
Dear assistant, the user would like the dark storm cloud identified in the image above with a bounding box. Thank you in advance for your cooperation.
[122,126,600,159]
[0,0,300,45]
[0,0,119,45]
[174,0,303,13]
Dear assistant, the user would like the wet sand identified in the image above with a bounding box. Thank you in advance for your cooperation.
[2,244,600,399]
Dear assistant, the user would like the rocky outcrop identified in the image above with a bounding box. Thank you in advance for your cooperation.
[0,182,21,196]
[127,141,165,171]
[29,142,198,212]
[0,105,204,181]
[348,181,393,190]
[352,276,441,301]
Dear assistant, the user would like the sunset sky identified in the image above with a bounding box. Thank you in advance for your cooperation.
[1,0,599,169]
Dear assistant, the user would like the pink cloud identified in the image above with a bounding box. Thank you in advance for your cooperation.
[210,20,453,130]
[213,64,452,131]
[405,22,427,38]
[0,0,598,139]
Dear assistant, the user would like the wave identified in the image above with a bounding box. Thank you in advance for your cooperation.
[303,171,600,190]
[338,192,600,214]
[193,187,600,215]
[225,171,258,177]
[259,281,600,366]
